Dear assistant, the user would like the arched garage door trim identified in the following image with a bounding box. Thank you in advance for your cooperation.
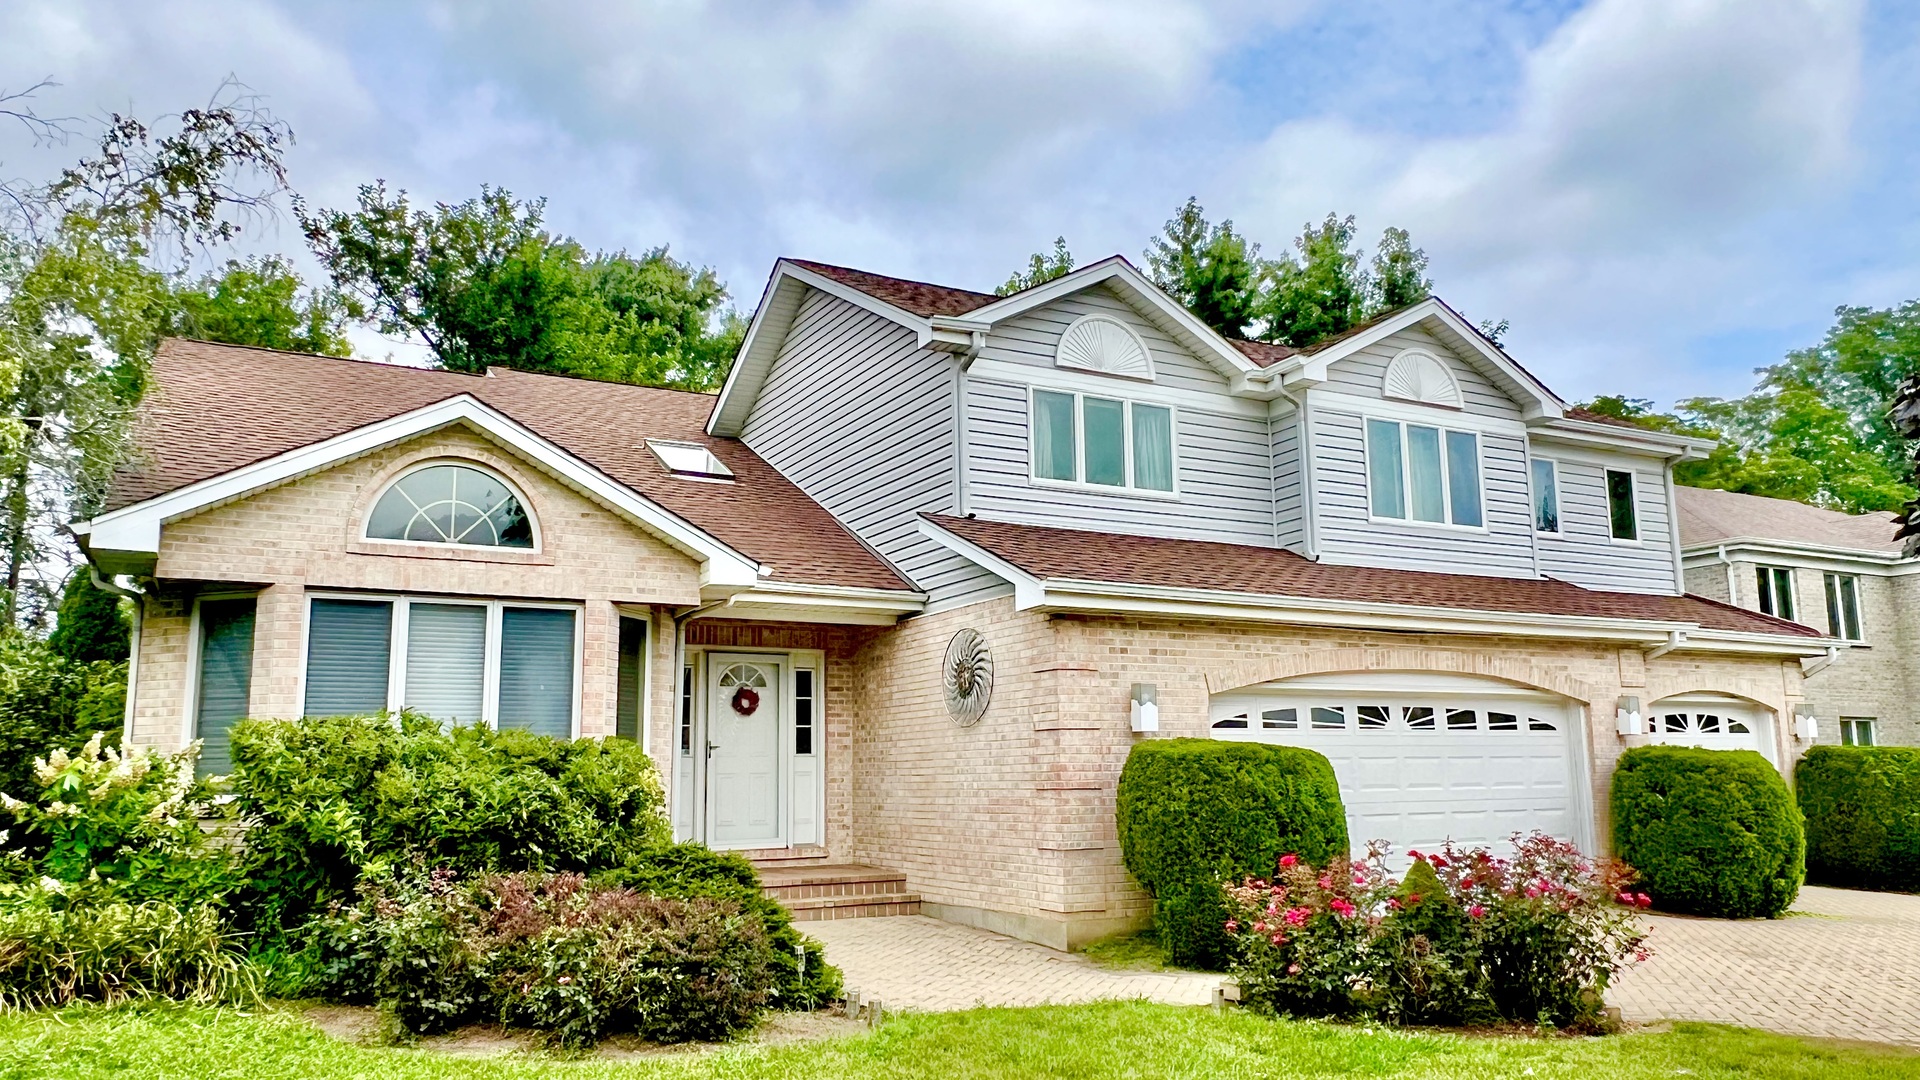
[1204,647,1605,708]
[1209,670,1595,857]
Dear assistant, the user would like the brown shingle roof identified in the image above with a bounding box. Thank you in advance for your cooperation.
[1228,338,1298,367]
[113,340,913,591]
[786,259,998,318]
[1677,485,1904,555]
[926,514,1819,638]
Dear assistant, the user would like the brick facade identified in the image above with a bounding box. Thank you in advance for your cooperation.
[843,596,1806,949]
[1685,559,1920,746]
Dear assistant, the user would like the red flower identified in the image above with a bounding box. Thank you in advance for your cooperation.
[1279,853,1299,868]
[1329,898,1356,918]
[1284,906,1311,927]
[1468,904,1486,919]
[1224,919,1239,933]
[1636,892,1652,909]
[1428,854,1448,869]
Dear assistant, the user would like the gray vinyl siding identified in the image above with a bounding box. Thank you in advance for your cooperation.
[1535,457,1679,593]
[1271,413,1306,550]
[978,285,1233,393]
[1311,409,1537,577]
[1322,328,1521,419]
[740,289,1006,604]
[965,378,1275,546]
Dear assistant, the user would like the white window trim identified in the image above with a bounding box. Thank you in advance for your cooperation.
[1755,564,1799,622]
[1604,468,1642,546]
[362,459,544,553]
[181,590,262,753]
[1026,385,1181,499]
[1529,456,1562,536]
[297,591,583,738]
[1823,571,1866,644]
[1361,415,1490,534]
[1839,717,1877,746]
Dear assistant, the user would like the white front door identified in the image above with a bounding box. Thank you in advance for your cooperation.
[705,653,784,849]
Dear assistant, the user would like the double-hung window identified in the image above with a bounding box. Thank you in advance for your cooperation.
[1530,458,1560,533]
[1755,566,1796,621]
[304,595,578,736]
[1824,572,1863,641]
[1031,389,1174,493]
[1605,469,1639,541]
[1365,419,1483,527]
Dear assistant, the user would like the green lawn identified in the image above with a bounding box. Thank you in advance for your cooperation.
[3,1001,1918,1080]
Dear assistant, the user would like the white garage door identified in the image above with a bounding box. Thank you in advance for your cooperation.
[1209,673,1589,857]
[1644,695,1774,762]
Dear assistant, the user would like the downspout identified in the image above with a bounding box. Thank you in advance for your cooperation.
[1716,545,1737,605]
[952,331,983,518]
[1663,457,1686,593]
[1800,645,1841,678]
[1645,629,1687,661]
[90,566,144,748]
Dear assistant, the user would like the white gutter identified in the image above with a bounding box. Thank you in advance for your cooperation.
[1716,545,1737,604]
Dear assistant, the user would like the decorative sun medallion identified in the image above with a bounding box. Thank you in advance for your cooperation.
[943,628,994,727]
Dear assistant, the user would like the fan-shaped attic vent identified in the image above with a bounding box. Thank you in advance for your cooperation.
[1055,314,1154,381]
[1381,349,1463,408]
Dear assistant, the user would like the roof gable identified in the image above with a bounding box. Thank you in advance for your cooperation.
[1677,485,1905,555]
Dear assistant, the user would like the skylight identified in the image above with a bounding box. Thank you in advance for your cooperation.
[646,439,734,480]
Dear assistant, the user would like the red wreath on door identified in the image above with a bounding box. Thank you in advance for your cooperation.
[731,686,761,716]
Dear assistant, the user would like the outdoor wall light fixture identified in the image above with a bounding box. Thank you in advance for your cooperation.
[1793,704,1818,742]
[1615,695,1642,736]
[1130,683,1159,733]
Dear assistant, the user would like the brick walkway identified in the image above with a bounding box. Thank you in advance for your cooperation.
[812,887,1920,1046]
[806,916,1223,1011]
[1609,886,1920,1045]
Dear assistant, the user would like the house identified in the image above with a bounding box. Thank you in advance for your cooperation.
[1678,485,1918,747]
[80,255,1829,950]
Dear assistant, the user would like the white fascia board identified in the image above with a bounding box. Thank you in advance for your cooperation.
[709,581,925,625]
[1529,420,1711,459]
[708,260,934,436]
[1680,537,1914,573]
[81,395,764,588]
[914,518,1048,607]
[1036,579,1833,656]
[962,257,1262,383]
[1286,299,1565,420]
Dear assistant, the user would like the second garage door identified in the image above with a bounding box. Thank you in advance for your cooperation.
[1209,672,1589,857]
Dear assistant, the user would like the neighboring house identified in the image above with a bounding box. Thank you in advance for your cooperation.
[81,256,1828,951]
[1678,485,1920,747]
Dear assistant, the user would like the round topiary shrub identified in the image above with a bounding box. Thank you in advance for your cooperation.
[1797,745,1920,892]
[1611,745,1803,918]
[1116,738,1347,969]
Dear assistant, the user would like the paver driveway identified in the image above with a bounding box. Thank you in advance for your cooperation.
[812,886,1920,1046]
[1609,885,1920,1045]
[806,916,1221,1011]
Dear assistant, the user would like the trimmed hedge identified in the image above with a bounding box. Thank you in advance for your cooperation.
[1116,739,1347,969]
[1611,745,1803,919]
[1797,745,1920,892]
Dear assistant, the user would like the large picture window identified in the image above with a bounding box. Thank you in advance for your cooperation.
[303,594,578,734]
[366,463,535,549]
[1365,418,1483,527]
[1031,389,1174,493]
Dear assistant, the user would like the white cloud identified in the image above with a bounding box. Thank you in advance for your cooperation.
[1230,0,1865,401]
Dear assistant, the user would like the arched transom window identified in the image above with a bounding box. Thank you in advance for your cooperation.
[366,464,535,549]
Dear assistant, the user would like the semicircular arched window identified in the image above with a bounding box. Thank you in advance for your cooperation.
[365,463,536,549]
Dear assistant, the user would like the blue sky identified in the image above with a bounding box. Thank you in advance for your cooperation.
[2,0,1913,407]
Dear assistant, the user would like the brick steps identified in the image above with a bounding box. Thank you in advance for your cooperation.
[756,862,921,922]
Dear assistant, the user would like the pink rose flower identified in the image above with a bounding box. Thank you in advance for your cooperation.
[1279,853,1299,868]
[1284,906,1311,927]
[1329,898,1356,918]
[1468,904,1486,919]
[1287,963,1302,976]
[1224,919,1239,933]
[1636,892,1652,908]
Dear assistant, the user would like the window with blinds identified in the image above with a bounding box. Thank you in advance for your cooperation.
[195,597,257,776]
[615,617,647,742]
[302,594,578,735]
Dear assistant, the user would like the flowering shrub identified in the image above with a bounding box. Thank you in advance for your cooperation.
[1226,833,1649,1029]
[0,733,236,906]
[305,870,779,1047]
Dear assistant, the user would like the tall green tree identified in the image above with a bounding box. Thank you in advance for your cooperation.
[997,236,1074,296]
[1369,226,1432,313]
[0,83,291,626]
[1144,198,1263,338]
[1578,299,1920,516]
[1260,213,1367,347]
[300,183,743,390]
[47,569,129,664]
[166,255,355,355]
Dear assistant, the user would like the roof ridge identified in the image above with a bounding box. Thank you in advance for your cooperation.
[786,258,998,302]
